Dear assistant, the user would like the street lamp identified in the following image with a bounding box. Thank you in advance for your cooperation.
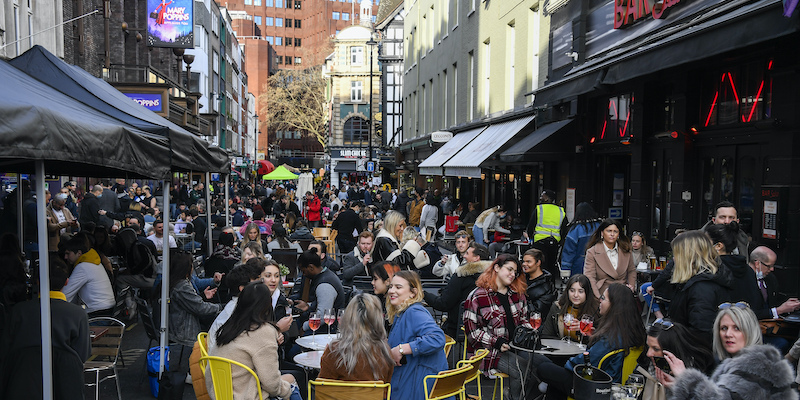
[366,35,378,173]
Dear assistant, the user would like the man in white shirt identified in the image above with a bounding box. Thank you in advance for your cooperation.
[432,230,471,278]
[62,236,116,317]
[147,219,177,253]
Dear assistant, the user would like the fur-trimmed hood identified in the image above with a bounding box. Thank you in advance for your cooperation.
[456,260,490,277]
[670,344,798,400]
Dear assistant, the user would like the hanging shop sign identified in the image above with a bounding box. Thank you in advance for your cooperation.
[147,0,194,48]
[614,0,684,29]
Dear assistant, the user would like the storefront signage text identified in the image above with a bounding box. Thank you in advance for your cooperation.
[614,0,682,29]
[124,92,163,112]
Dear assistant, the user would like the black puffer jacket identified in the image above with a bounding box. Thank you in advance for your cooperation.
[526,270,557,320]
[670,264,733,345]
[670,345,798,400]
[373,229,429,270]
[423,261,489,337]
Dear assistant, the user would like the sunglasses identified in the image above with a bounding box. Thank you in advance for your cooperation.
[718,302,750,310]
[652,318,674,330]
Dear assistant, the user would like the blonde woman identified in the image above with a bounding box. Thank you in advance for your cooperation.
[472,205,509,245]
[373,211,429,271]
[319,293,394,382]
[668,230,732,345]
[240,222,267,254]
[386,270,447,400]
[668,304,797,400]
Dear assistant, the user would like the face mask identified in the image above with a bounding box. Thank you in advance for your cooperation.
[96,194,102,198]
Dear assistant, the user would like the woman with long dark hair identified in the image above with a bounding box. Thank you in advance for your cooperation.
[319,293,394,382]
[464,254,534,400]
[535,283,646,399]
[635,319,714,398]
[560,202,602,275]
[583,219,636,299]
[266,226,302,254]
[522,248,557,321]
[161,250,223,399]
[210,281,301,400]
[541,274,600,341]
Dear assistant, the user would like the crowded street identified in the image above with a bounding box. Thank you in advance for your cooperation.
[3,0,800,399]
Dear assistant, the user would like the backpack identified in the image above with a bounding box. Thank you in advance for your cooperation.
[128,240,156,277]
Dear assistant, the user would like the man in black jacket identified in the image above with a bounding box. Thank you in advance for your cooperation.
[423,242,489,338]
[78,185,104,227]
[331,201,363,254]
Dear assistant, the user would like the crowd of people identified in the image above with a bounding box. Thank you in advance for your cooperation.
[1,177,800,400]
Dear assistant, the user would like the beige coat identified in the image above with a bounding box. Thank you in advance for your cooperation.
[207,323,292,400]
[46,204,77,251]
[583,242,636,299]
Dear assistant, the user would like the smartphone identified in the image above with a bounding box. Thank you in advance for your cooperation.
[653,356,671,374]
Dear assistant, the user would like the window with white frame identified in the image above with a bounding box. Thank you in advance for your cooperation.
[351,81,363,102]
[351,46,364,65]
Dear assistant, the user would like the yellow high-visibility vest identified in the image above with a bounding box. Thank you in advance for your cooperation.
[534,203,565,242]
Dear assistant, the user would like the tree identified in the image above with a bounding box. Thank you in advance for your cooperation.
[261,66,328,149]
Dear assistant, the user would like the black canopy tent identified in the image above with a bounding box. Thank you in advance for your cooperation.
[0,57,172,178]
[9,45,230,173]
[0,55,175,399]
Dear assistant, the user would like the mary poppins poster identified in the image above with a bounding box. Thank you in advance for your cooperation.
[147,0,193,48]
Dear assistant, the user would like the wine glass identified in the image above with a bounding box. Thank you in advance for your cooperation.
[309,310,322,345]
[324,308,335,335]
[579,314,594,349]
[626,373,645,397]
[529,311,542,331]
[563,313,575,344]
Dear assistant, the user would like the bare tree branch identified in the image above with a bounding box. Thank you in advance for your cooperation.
[260,67,329,149]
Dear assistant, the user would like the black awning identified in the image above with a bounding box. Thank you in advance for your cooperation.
[335,161,357,172]
[532,70,605,106]
[603,0,797,84]
[532,0,796,106]
[9,46,230,173]
[500,119,574,163]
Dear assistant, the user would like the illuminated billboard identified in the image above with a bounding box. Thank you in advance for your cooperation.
[147,0,194,48]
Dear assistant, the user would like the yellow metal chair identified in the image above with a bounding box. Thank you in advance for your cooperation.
[197,332,209,373]
[460,326,468,361]
[423,364,474,400]
[444,334,457,358]
[309,378,391,400]
[460,326,507,400]
[201,355,264,400]
[457,349,489,400]
[566,347,644,400]
[598,346,643,384]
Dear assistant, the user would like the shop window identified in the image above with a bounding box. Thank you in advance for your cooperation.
[343,116,369,145]
[702,59,773,127]
[593,93,633,143]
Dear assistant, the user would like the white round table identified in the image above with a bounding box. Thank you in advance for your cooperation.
[293,350,324,370]
[295,333,336,351]
[536,338,585,356]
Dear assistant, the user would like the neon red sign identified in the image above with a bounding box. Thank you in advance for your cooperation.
[614,0,682,29]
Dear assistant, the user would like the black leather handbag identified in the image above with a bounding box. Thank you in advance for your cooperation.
[512,325,541,350]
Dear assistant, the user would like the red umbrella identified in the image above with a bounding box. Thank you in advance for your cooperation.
[257,160,275,175]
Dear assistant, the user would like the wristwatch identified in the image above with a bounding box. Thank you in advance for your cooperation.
[398,345,405,355]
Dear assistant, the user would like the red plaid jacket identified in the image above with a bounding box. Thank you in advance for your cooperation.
[463,286,531,370]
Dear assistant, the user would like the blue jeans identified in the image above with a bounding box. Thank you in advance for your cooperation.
[472,225,484,245]
[640,282,661,313]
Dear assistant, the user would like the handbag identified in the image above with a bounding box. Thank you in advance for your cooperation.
[636,366,667,400]
[150,11,158,19]
[512,325,541,350]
